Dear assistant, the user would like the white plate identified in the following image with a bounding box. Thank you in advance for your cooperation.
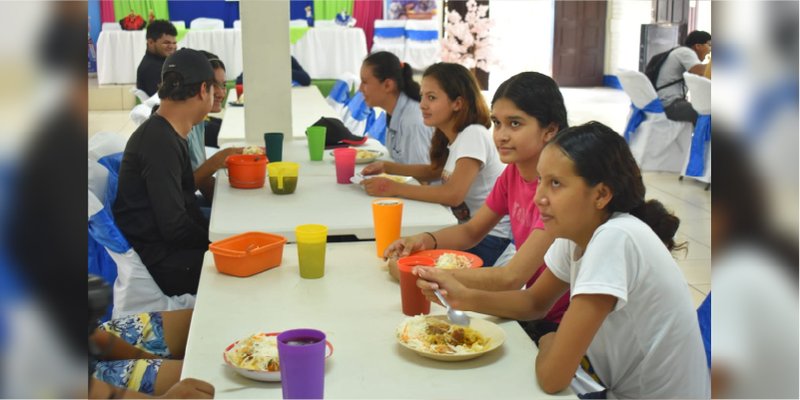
[396,315,505,362]
[328,149,383,164]
[350,173,419,186]
[223,332,334,382]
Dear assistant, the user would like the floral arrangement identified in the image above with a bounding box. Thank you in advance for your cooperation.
[441,0,494,72]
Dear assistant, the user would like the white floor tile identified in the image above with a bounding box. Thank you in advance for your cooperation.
[677,258,712,286]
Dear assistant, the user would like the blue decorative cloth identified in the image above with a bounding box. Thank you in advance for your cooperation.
[406,29,437,41]
[374,27,405,38]
[346,92,371,122]
[623,99,664,142]
[327,80,351,106]
[685,114,711,177]
[697,293,711,368]
[365,110,387,144]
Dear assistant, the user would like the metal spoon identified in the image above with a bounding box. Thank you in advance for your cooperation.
[433,289,470,326]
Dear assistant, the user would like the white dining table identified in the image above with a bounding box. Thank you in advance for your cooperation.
[180,28,243,81]
[96,30,146,85]
[291,26,367,80]
[218,87,339,145]
[180,242,577,399]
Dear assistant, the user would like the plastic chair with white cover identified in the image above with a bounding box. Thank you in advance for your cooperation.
[102,22,121,31]
[172,20,186,30]
[290,19,309,28]
[680,72,711,189]
[190,17,224,30]
[233,20,241,30]
[371,19,406,60]
[341,91,372,136]
[617,70,693,173]
[129,92,160,127]
[88,134,195,318]
[403,19,440,72]
[326,79,353,115]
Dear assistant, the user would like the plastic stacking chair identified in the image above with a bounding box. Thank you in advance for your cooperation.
[403,19,439,71]
[680,72,711,189]
[190,17,224,30]
[617,70,693,173]
[371,19,406,59]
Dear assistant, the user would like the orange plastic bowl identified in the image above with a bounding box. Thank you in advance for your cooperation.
[210,232,287,277]
[226,154,268,189]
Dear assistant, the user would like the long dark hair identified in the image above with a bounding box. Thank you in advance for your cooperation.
[363,51,421,102]
[423,62,491,169]
[549,121,683,251]
[491,72,569,132]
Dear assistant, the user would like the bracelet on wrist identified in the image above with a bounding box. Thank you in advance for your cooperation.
[423,231,438,249]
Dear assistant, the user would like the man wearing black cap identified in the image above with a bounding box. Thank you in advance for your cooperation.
[114,48,215,296]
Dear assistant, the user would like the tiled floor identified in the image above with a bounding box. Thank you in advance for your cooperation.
[88,86,711,307]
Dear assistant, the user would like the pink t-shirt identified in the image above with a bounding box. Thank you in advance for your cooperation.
[485,164,570,323]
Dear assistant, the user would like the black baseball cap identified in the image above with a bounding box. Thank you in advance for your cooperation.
[161,48,215,84]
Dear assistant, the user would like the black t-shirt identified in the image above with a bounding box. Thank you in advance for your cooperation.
[137,51,166,97]
[113,114,209,268]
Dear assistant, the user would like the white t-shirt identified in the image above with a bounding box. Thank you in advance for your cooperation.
[656,46,701,107]
[442,124,511,239]
[545,213,710,399]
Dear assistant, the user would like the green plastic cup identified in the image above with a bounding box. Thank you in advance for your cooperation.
[306,126,327,161]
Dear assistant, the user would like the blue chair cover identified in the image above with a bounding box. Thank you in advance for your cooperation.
[365,110,387,145]
[406,29,437,41]
[697,293,711,369]
[685,114,711,177]
[327,80,351,107]
[623,98,664,143]
[346,92,371,122]
[374,27,405,38]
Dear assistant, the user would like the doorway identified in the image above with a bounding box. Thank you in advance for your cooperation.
[552,1,607,87]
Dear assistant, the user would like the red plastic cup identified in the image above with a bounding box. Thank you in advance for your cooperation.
[235,83,244,99]
[397,256,435,316]
[333,148,357,184]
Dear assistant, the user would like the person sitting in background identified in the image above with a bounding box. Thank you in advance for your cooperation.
[114,48,214,297]
[137,20,177,97]
[655,30,711,124]
[359,52,432,164]
[235,56,311,87]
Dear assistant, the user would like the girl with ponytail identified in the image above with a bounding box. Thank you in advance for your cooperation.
[415,121,709,398]
[359,51,433,164]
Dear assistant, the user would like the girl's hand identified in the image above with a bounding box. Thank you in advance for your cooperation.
[362,177,398,196]
[413,266,469,310]
[383,235,426,259]
[360,161,384,176]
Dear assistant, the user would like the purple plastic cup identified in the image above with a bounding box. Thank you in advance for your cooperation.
[277,329,326,399]
[333,148,357,184]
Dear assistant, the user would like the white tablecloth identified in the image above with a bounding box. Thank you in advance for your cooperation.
[292,26,367,81]
[96,30,146,85]
[180,28,243,81]
[181,243,576,399]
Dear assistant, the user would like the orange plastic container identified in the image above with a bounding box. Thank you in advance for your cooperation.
[226,154,268,189]
[210,232,287,277]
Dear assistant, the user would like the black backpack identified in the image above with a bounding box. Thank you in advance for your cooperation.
[644,47,683,91]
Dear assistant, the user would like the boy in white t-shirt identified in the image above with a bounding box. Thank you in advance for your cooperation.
[415,122,710,398]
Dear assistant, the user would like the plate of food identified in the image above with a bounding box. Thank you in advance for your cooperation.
[411,249,483,269]
[328,149,383,164]
[396,315,505,361]
[223,332,334,382]
[350,173,418,185]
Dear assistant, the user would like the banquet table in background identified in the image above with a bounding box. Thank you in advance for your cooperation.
[180,28,243,81]
[291,26,368,80]
[181,242,577,399]
[96,30,146,85]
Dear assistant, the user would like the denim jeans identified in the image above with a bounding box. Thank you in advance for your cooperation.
[465,234,512,266]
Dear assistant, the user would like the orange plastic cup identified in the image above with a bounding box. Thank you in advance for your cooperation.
[397,256,436,316]
[372,198,403,258]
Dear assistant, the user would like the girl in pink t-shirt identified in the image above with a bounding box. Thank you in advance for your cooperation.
[385,72,570,325]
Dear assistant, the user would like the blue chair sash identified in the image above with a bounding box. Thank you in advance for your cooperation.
[346,92,371,122]
[697,293,711,369]
[623,98,664,142]
[327,80,351,106]
[685,114,711,177]
[406,29,437,41]
[365,110,387,145]
[374,26,405,39]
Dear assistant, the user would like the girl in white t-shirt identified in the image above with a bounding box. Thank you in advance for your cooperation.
[361,62,511,265]
[415,122,710,398]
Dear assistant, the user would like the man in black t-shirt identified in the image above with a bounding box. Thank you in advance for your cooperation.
[115,48,215,296]
[136,20,177,96]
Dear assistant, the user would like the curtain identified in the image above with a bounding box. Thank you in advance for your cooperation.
[113,0,169,22]
[100,0,116,23]
[353,0,383,51]
[313,0,353,20]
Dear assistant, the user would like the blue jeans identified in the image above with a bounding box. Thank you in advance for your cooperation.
[466,234,512,267]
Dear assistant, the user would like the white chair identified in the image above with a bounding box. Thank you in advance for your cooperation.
[289,19,308,28]
[130,87,150,103]
[371,19,406,60]
[403,19,440,71]
[128,91,160,126]
[233,19,241,30]
[617,70,693,173]
[172,20,186,30]
[190,17,224,30]
[102,22,121,31]
[680,72,711,188]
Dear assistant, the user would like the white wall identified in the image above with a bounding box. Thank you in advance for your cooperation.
[488,0,555,93]
[695,0,711,33]
[604,0,652,76]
